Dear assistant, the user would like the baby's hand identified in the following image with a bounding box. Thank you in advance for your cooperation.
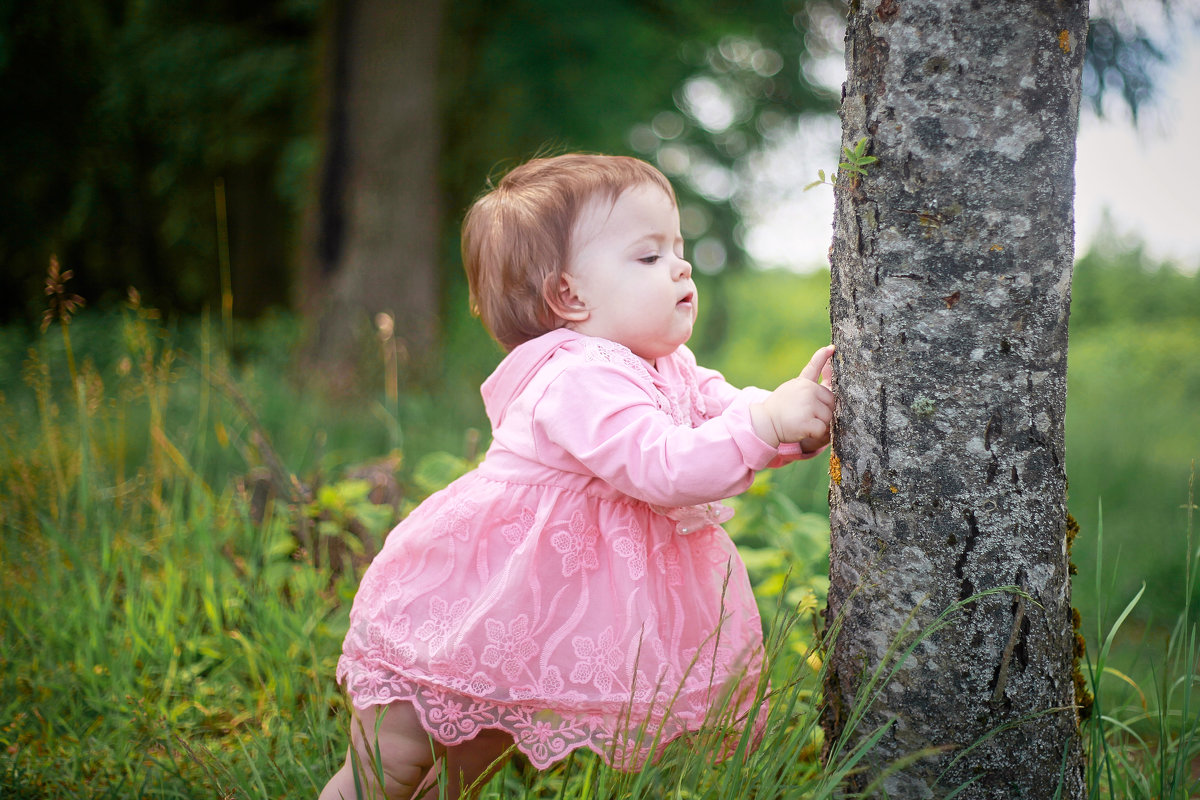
[750,345,835,451]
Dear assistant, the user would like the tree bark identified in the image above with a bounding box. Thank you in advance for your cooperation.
[225,161,292,315]
[301,0,443,384]
[823,2,1088,797]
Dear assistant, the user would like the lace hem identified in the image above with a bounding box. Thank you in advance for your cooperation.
[338,661,764,770]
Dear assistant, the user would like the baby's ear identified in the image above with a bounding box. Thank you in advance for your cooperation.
[545,272,589,322]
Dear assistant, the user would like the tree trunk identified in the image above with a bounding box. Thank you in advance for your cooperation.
[301,0,443,385]
[225,161,292,316]
[823,2,1088,797]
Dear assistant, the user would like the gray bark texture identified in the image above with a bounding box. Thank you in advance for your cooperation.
[823,1,1089,797]
[301,0,443,382]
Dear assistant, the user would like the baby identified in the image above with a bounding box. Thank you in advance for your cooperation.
[321,153,834,799]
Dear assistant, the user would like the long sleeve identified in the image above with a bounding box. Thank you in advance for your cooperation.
[690,357,819,468]
[531,362,782,507]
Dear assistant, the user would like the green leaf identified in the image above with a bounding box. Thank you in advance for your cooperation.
[412,451,471,495]
[355,504,395,536]
[334,478,373,505]
[739,546,785,572]
[316,484,343,509]
[267,531,298,558]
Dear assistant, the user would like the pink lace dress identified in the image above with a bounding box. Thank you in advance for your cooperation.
[336,329,814,769]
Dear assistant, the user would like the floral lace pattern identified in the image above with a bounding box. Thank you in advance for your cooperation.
[340,592,763,770]
[550,511,601,576]
[337,336,767,770]
[613,523,647,579]
[337,474,766,769]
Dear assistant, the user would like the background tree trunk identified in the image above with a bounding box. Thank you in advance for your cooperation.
[823,1,1089,797]
[301,0,443,385]
[225,161,292,316]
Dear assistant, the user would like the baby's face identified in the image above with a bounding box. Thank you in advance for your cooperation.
[562,184,697,363]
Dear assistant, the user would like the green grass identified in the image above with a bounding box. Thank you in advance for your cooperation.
[1081,473,1200,799]
[0,293,846,797]
[0,296,848,798]
[2,244,1199,797]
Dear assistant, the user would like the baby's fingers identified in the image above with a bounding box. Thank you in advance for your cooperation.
[811,390,835,423]
[799,345,835,384]
[796,415,832,452]
[805,381,836,415]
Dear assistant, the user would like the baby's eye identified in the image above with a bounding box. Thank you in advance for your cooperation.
[637,255,661,265]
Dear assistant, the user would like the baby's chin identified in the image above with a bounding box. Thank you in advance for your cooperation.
[655,331,695,360]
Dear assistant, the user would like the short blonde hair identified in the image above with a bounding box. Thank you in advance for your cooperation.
[462,153,675,351]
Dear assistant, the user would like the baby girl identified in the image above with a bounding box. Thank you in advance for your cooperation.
[321,153,834,799]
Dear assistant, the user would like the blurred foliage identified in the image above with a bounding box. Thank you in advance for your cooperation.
[692,266,836,513]
[1079,0,1199,120]
[0,0,1182,341]
[697,267,832,387]
[1065,231,1200,625]
[728,470,831,660]
[1069,221,1200,332]
[1,0,836,330]
[0,284,833,796]
[1082,15,1165,119]
[0,0,318,319]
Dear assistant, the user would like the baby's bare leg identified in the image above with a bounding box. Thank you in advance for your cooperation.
[320,702,441,800]
[417,729,515,800]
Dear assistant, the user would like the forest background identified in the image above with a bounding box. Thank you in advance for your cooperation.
[1,0,1199,796]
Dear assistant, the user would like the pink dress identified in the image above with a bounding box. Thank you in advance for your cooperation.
[336,329,815,769]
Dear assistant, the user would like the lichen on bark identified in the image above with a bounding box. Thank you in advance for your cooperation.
[822,1,1090,797]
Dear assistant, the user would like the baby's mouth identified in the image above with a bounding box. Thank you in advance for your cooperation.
[677,291,695,307]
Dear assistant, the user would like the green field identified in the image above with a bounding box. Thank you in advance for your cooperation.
[2,237,1199,797]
